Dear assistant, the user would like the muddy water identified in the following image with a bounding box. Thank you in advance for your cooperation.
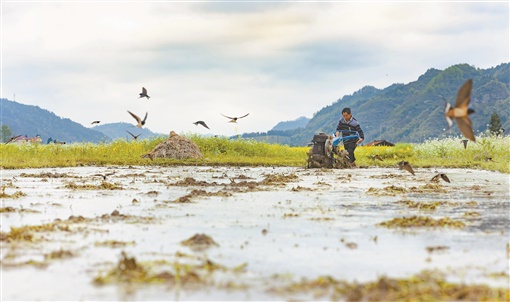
[1,166,508,300]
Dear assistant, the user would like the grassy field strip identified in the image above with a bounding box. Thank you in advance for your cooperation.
[0,134,508,173]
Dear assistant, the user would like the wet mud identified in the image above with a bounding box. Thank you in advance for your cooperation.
[1,166,509,300]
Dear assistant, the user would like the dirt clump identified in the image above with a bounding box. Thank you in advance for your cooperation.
[261,173,299,185]
[181,233,219,251]
[269,270,508,301]
[378,215,466,228]
[173,189,224,203]
[0,187,27,198]
[142,131,203,160]
[172,177,218,186]
[366,185,407,196]
[19,172,74,178]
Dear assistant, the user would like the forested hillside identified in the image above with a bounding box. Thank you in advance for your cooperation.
[0,99,108,143]
[271,116,310,131]
[286,63,509,145]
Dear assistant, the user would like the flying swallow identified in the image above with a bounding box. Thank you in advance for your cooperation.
[91,121,100,125]
[372,155,384,161]
[444,79,476,142]
[93,172,115,180]
[127,110,148,128]
[139,87,150,99]
[193,121,210,130]
[397,161,415,175]
[461,139,468,149]
[221,113,249,123]
[431,173,450,183]
[5,135,22,144]
[126,130,141,140]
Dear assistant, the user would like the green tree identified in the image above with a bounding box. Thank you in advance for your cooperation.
[1,124,12,143]
[488,112,503,136]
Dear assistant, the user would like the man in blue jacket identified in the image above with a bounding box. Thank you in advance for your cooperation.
[336,107,364,168]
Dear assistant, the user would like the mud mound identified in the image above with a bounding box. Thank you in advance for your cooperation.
[142,131,203,160]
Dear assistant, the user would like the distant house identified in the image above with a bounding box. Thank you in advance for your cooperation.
[366,140,395,147]
[12,134,42,144]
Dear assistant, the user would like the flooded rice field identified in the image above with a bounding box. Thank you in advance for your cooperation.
[1,166,509,301]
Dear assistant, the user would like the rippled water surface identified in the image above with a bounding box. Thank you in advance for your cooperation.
[1,166,509,300]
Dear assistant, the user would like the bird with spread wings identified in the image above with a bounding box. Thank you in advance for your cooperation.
[444,79,475,142]
[127,111,148,128]
[221,113,249,123]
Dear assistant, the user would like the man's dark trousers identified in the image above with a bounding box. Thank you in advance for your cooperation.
[344,141,357,163]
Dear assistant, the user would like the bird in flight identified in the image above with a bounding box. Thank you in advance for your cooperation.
[372,155,384,161]
[93,172,115,180]
[126,130,141,140]
[444,79,475,142]
[127,110,148,128]
[139,87,150,99]
[91,121,100,125]
[5,135,22,144]
[221,113,249,123]
[431,173,450,183]
[193,121,210,130]
[397,161,415,175]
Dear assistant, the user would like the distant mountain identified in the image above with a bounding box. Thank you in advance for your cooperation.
[234,116,309,145]
[92,122,164,141]
[294,63,509,145]
[271,116,310,131]
[234,128,302,145]
[0,98,108,143]
[244,63,509,146]
[3,63,508,146]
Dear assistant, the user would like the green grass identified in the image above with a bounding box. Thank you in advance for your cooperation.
[0,133,508,173]
[359,134,509,173]
[0,135,308,168]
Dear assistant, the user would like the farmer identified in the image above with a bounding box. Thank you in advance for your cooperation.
[335,107,364,168]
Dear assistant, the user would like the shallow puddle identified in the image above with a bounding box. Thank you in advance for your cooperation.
[1,166,509,300]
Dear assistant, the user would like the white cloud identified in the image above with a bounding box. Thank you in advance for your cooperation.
[1,1,508,137]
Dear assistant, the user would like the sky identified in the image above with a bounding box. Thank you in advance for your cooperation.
[1,1,509,137]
